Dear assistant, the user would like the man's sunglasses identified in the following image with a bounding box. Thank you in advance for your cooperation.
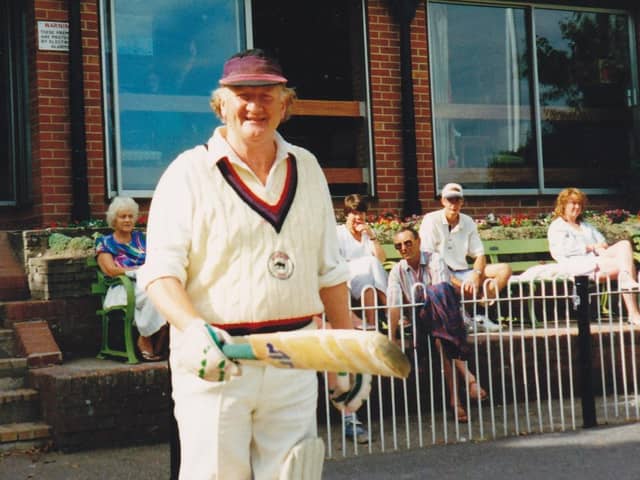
[394,240,414,250]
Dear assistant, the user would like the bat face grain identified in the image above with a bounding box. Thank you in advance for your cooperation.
[227,330,411,378]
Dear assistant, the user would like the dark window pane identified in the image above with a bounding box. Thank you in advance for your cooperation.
[0,3,12,201]
[279,117,368,169]
[0,0,29,205]
[252,0,366,101]
[253,0,371,193]
[535,9,633,188]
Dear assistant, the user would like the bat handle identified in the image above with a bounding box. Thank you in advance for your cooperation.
[204,323,255,360]
[222,343,256,360]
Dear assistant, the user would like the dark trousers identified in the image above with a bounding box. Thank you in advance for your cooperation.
[168,334,180,479]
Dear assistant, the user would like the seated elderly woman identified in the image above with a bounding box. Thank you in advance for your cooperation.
[548,187,640,325]
[336,194,388,328]
[96,196,167,360]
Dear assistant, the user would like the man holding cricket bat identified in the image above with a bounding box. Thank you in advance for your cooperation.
[138,49,371,479]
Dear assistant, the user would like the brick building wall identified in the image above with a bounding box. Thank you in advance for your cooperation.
[29,362,171,451]
[0,0,632,229]
[32,1,73,226]
[367,3,439,214]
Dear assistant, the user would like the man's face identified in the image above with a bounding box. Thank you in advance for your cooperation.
[393,230,420,262]
[220,85,286,143]
[441,195,464,216]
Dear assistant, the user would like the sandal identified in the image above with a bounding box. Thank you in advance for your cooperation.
[137,336,162,362]
[468,380,488,401]
[140,350,162,361]
[450,404,468,423]
[152,324,170,360]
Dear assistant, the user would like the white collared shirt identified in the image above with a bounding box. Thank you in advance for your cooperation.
[547,217,605,262]
[387,251,450,305]
[418,209,484,271]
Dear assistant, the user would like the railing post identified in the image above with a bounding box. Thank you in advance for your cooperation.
[574,275,597,427]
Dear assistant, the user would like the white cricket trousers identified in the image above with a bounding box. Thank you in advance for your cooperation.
[170,335,318,480]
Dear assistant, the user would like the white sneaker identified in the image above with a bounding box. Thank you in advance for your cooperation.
[619,279,640,291]
[471,314,500,332]
[343,414,369,444]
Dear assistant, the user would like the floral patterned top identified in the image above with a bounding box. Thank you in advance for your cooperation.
[95,230,146,269]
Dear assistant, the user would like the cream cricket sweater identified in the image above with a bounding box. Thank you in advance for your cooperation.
[138,128,348,331]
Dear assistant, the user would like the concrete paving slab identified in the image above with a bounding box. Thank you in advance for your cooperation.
[0,422,639,479]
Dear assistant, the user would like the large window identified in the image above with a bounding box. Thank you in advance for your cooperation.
[101,0,372,197]
[428,1,637,194]
[0,0,30,206]
[101,0,247,195]
[536,8,633,188]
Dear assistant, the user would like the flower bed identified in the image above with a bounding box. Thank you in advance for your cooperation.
[16,208,640,300]
[350,210,640,245]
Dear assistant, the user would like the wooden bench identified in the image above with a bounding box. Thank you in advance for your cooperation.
[381,237,554,274]
[482,238,553,273]
[382,243,402,271]
[631,233,640,265]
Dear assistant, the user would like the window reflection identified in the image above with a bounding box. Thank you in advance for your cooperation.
[429,3,536,190]
[535,9,632,188]
[429,2,636,192]
[107,0,245,193]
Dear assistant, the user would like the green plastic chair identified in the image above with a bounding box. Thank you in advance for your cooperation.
[87,256,139,364]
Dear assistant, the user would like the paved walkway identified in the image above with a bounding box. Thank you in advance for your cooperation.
[1,422,639,479]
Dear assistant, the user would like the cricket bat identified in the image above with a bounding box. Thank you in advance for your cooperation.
[220,329,411,379]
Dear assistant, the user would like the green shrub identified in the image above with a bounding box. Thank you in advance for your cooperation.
[45,232,98,257]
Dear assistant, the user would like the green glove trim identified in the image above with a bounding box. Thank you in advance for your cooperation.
[203,324,256,360]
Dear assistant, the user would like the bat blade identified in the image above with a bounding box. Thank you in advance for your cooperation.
[223,329,411,378]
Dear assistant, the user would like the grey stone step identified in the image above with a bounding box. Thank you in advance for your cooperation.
[0,388,40,424]
[0,358,27,390]
[0,421,52,453]
[0,328,16,358]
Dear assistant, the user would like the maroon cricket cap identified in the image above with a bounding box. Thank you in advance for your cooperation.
[219,53,288,86]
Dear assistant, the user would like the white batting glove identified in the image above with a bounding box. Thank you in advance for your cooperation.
[329,372,372,414]
[177,319,240,382]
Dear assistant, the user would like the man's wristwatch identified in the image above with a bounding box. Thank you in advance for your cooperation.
[473,269,482,275]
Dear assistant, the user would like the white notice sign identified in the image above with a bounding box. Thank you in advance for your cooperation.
[38,21,69,52]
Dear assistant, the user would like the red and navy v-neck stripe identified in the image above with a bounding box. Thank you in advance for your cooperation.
[216,154,298,233]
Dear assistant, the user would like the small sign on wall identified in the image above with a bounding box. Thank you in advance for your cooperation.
[37,21,69,52]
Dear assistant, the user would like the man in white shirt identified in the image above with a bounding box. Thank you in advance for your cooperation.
[139,49,370,480]
[419,183,511,331]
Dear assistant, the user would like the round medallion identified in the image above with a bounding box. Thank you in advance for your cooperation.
[267,251,294,280]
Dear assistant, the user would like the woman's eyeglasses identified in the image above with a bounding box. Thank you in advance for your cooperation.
[394,240,414,250]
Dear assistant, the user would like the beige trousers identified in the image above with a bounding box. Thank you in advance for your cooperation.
[170,332,318,480]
